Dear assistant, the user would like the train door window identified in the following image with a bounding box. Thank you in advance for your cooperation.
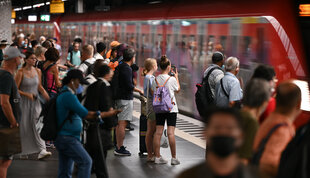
[208,35,215,43]
[220,36,227,51]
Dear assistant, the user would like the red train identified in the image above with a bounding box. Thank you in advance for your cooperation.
[12,0,310,127]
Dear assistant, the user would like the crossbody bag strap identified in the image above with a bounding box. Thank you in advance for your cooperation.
[220,78,229,98]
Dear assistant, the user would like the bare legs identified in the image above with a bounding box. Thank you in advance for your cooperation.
[0,159,12,178]
[116,120,127,149]
[153,125,176,158]
[146,120,156,159]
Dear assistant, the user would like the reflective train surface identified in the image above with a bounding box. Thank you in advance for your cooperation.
[12,0,310,126]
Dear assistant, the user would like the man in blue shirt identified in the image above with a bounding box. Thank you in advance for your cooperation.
[66,42,81,68]
[215,57,243,107]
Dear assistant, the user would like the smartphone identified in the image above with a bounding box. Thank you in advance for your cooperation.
[169,65,176,76]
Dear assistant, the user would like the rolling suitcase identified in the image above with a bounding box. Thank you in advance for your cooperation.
[139,95,148,156]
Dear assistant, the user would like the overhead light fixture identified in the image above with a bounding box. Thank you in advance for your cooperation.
[148,1,162,4]
[22,6,32,10]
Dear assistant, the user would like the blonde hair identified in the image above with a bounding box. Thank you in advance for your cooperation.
[143,58,157,76]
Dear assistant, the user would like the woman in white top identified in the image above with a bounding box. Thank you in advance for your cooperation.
[143,58,158,162]
[151,56,181,165]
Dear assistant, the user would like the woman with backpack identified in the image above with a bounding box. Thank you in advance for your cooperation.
[143,58,158,162]
[14,51,51,159]
[151,55,181,165]
[41,47,62,98]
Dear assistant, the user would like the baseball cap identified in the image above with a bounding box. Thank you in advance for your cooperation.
[212,51,224,63]
[110,41,120,48]
[3,47,25,60]
[0,40,8,45]
[66,69,89,85]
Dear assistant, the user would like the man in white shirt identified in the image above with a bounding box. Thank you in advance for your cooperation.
[93,42,105,60]
[78,45,96,75]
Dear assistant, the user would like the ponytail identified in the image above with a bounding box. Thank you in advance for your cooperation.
[143,58,157,76]
[159,55,170,70]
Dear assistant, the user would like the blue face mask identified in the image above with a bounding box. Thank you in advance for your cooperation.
[76,84,84,95]
[222,65,225,70]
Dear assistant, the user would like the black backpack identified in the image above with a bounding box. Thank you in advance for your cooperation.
[40,89,72,141]
[83,61,95,76]
[41,62,56,92]
[195,66,220,117]
[277,122,310,178]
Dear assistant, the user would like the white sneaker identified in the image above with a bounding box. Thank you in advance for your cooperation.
[154,156,168,164]
[171,158,180,165]
[38,149,52,160]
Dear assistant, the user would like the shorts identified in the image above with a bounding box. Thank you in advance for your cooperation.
[147,112,156,121]
[116,100,133,122]
[155,113,177,127]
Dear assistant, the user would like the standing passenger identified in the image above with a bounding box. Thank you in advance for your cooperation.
[151,56,181,165]
[203,52,225,99]
[14,51,51,159]
[251,65,277,124]
[55,69,119,178]
[78,45,95,75]
[0,47,23,178]
[177,108,261,178]
[215,57,242,108]
[84,64,118,178]
[253,81,301,177]
[238,79,271,164]
[114,48,143,156]
[42,48,62,98]
[66,42,81,68]
[143,58,158,162]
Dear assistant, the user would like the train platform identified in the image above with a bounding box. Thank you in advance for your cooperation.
[7,98,206,178]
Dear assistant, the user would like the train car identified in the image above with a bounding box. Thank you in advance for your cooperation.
[13,0,310,127]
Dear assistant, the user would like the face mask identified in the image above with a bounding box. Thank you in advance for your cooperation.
[76,84,84,95]
[209,136,237,158]
[222,65,225,70]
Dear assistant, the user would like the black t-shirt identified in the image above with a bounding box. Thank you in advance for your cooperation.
[0,69,21,128]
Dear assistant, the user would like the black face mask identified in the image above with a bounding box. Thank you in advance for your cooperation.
[209,136,237,158]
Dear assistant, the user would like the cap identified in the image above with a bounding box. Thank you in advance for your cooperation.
[110,41,120,48]
[212,51,224,63]
[66,69,89,85]
[0,40,8,45]
[3,47,25,60]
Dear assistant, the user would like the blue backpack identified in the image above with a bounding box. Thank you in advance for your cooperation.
[152,77,174,113]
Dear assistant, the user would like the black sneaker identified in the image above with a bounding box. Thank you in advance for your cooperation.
[114,146,131,156]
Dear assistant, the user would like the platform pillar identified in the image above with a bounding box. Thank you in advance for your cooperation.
[0,0,12,43]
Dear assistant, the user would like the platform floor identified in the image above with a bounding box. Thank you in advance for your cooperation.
[7,99,206,178]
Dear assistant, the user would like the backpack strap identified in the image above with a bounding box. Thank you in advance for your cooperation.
[203,66,221,83]
[220,78,229,98]
[155,77,171,88]
[57,89,73,131]
[252,123,288,165]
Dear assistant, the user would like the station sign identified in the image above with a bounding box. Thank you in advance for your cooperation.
[11,10,16,19]
[40,15,50,21]
[28,15,37,22]
[50,0,65,14]
[299,4,310,16]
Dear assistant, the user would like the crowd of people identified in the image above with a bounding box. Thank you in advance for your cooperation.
[0,32,308,178]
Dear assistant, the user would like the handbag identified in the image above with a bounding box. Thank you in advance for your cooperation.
[0,127,22,156]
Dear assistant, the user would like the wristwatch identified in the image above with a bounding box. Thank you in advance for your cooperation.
[96,111,104,124]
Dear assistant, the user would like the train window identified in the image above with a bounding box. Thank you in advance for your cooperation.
[220,36,227,51]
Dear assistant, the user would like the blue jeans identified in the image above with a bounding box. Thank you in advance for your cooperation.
[55,135,92,178]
